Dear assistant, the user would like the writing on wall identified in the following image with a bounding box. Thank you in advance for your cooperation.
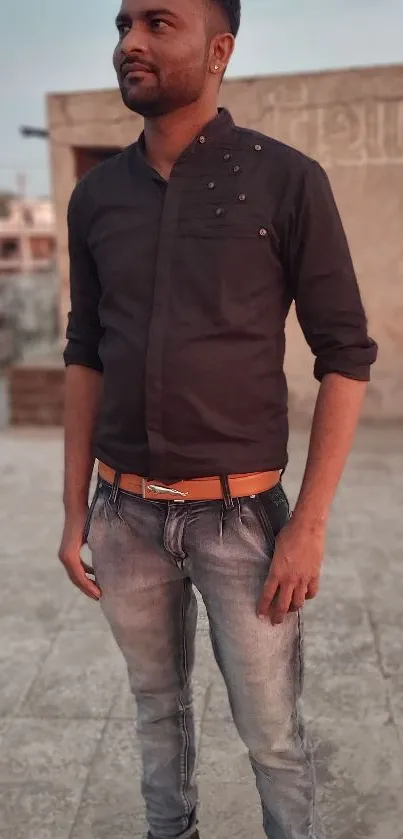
[254,83,403,166]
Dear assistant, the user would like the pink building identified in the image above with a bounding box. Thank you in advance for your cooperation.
[0,197,56,275]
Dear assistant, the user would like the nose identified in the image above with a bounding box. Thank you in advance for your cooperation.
[120,23,147,55]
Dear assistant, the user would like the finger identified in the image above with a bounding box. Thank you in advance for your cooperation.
[82,560,96,577]
[74,581,100,601]
[291,582,308,611]
[257,575,280,618]
[270,584,294,625]
[64,560,101,600]
[69,571,101,600]
[74,575,101,600]
[77,569,101,599]
[306,578,320,600]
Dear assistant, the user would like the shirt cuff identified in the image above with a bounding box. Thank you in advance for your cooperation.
[314,339,378,382]
[63,340,104,373]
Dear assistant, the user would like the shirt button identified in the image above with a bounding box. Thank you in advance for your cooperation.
[216,207,225,217]
[208,181,215,189]
[223,152,231,161]
[232,165,241,174]
[259,227,268,237]
[238,193,246,202]
[198,135,206,144]
[254,144,262,151]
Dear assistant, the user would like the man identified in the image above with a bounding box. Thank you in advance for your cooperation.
[58,0,377,837]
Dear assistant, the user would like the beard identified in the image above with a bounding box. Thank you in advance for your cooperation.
[118,68,207,118]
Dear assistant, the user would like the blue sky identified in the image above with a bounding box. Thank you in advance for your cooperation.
[0,0,402,195]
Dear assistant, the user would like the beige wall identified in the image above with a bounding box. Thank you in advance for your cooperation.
[48,64,403,421]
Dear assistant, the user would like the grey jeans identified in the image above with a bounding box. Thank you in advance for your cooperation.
[87,479,322,839]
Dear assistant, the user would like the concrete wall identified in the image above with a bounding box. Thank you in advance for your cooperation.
[0,271,59,364]
[48,64,403,421]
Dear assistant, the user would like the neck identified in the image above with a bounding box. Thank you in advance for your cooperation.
[142,98,219,179]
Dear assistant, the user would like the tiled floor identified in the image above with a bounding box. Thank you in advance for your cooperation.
[0,426,402,838]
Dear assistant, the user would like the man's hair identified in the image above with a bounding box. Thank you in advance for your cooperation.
[211,0,241,37]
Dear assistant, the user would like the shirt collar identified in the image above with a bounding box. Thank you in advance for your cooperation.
[135,108,235,177]
[190,107,235,146]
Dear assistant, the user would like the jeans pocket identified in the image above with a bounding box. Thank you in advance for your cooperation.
[254,483,290,547]
[254,495,276,552]
[83,483,102,544]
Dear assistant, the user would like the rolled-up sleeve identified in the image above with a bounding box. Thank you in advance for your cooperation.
[63,180,104,372]
[287,160,377,382]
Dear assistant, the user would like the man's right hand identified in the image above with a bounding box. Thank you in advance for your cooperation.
[58,511,102,601]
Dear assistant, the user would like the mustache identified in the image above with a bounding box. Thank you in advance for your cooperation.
[120,57,156,75]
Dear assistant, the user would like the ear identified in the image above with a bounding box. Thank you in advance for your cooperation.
[209,33,235,75]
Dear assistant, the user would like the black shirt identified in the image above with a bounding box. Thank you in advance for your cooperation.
[64,108,377,479]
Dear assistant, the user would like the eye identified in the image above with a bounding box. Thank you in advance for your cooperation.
[117,23,131,38]
[149,17,169,32]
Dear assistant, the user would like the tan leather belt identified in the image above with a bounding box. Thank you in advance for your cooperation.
[98,462,280,502]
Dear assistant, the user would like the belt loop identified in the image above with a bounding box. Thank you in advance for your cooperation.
[108,470,122,509]
[220,475,235,511]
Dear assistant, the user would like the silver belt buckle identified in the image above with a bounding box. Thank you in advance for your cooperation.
[142,479,188,502]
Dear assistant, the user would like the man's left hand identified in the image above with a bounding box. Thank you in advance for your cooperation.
[257,515,326,625]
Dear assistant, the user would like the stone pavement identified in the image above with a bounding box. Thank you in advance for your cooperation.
[0,426,403,839]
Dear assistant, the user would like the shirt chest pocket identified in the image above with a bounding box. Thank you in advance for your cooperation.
[173,193,282,318]
[177,188,275,242]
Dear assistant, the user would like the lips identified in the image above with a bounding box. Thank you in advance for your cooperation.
[122,63,153,78]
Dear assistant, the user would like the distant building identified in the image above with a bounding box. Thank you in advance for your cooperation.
[0,197,56,275]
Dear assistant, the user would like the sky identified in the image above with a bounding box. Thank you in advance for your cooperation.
[0,0,402,196]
